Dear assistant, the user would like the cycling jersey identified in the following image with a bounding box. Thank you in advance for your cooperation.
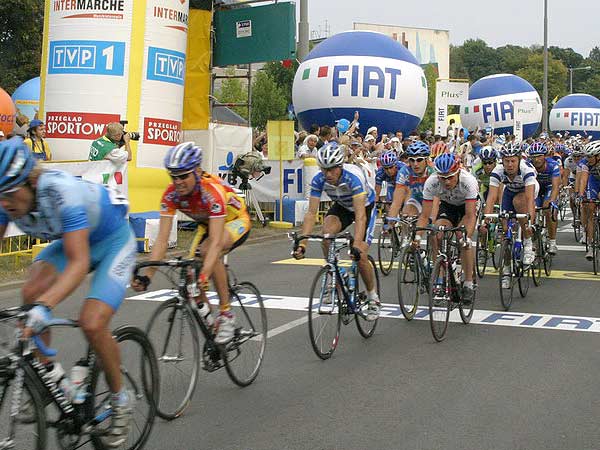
[534,157,561,191]
[310,163,375,211]
[423,169,479,206]
[578,158,600,200]
[578,158,600,181]
[395,165,435,204]
[0,169,128,242]
[471,158,493,197]
[375,161,406,200]
[161,172,247,224]
[563,156,578,175]
[489,159,538,193]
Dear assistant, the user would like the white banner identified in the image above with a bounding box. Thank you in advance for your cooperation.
[435,80,469,136]
[245,160,305,202]
[513,100,538,143]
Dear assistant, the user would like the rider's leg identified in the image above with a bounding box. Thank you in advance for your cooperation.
[321,213,343,257]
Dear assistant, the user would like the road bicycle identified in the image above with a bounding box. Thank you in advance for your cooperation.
[134,258,267,421]
[582,199,600,274]
[483,212,531,310]
[0,305,158,450]
[375,201,402,276]
[475,204,500,278]
[573,196,583,243]
[289,232,380,360]
[427,225,477,342]
[557,185,570,222]
[531,206,553,286]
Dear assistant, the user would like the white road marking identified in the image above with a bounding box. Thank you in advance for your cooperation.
[266,316,309,338]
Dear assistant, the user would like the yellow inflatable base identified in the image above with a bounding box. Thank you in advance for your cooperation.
[269,221,293,229]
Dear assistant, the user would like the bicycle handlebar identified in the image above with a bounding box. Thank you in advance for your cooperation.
[483,212,530,220]
[288,231,354,246]
[133,259,198,277]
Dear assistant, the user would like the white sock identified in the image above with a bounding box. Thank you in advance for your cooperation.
[549,239,556,245]
[464,280,473,289]
[367,289,379,301]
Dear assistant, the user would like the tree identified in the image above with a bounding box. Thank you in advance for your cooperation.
[262,60,298,107]
[449,44,469,80]
[250,71,287,129]
[214,67,248,119]
[456,39,500,82]
[548,46,584,70]
[496,45,533,74]
[0,0,44,94]
[516,53,568,104]
[589,46,600,64]
[418,64,438,132]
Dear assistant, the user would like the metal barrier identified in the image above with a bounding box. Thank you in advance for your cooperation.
[0,235,44,258]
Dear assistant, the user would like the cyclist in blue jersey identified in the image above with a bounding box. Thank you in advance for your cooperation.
[374,150,406,201]
[529,142,561,255]
[578,141,600,260]
[0,138,136,448]
[293,142,380,320]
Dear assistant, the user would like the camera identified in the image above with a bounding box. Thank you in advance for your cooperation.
[118,120,140,146]
[227,151,271,189]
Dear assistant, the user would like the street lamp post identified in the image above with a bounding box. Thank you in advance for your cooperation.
[569,66,592,94]
[542,0,548,132]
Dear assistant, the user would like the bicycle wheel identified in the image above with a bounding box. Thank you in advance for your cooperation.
[0,367,47,450]
[397,246,420,320]
[594,221,600,275]
[377,227,397,276]
[223,282,267,387]
[574,218,582,243]
[459,266,476,324]
[89,326,158,450]
[498,240,514,311]
[531,234,544,287]
[476,231,488,278]
[145,298,199,420]
[559,195,567,221]
[518,262,530,298]
[355,255,380,338]
[308,266,342,360]
[429,257,451,342]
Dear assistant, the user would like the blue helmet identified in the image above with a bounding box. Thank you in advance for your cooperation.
[554,143,566,153]
[433,152,460,175]
[528,141,548,156]
[164,142,202,172]
[0,137,36,193]
[480,146,498,162]
[406,141,430,157]
[379,150,398,168]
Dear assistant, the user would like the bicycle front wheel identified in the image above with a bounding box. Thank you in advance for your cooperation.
[223,282,267,387]
[518,263,530,298]
[146,298,199,420]
[308,267,342,360]
[459,266,476,324]
[355,255,380,338]
[89,326,158,450]
[0,367,47,450]
[397,246,420,320]
[429,257,451,342]
[476,231,488,278]
[498,240,514,311]
[531,234,543,287]
[594,221,600,275]
[377,227,395,276]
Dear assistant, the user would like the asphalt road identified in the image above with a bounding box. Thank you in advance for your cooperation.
[1,213,599,450]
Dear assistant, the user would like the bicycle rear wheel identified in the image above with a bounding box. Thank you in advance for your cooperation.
[476,231,488,278]
[518,263,530,298]
[397,246,420,320]
[429,257,451,342]
[223,282,267,387]
[498,240,514,311]
[355,255,380,338]
[377,227,395,276]
[145,298,199,420]
[308,267,342,360]
[459,266,476,324]
[594,221,600,275]
[0,367,47,450]
[89,326,158,450]
[531,234,544,287]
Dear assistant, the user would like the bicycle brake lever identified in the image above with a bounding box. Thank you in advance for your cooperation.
[32,335,57,357]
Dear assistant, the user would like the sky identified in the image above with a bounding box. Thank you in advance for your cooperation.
[294,0,600,58]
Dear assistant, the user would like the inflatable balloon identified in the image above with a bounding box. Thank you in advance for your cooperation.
[549,94,600,140]
[460,74,542,138]
[0,87,16,137]
[293,30,427,135]
[11,77,40,122]
[336,118,350,133]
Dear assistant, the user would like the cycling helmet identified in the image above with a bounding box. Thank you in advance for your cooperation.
[379,150,398,168]
[554,143,566,153]
[584,140,600,157]
[499,142,522,157]
[164,142,202,172]
[528,141,548,156]
[316,142,345,168]
[480,146,498,162]
[406,141,430,157]
[433,152,460,176]
[0,137,36,193]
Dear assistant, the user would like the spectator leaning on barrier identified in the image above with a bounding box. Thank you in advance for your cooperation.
[24,119,52,161]
[88,122,132,164]
[297,134,319,159]
[317,125,332,148]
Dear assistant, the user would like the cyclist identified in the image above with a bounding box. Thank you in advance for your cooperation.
[131,142,251,344]
[415,153,479,303]
[0,137,135,448]
[529,141,561,255]
[292,142,380,321]
[564,146,585,224]
[577,140,600,260]
[430,141,448,160]
[471,146,498,203]
[374,149,406,202]
[482,142,538,286]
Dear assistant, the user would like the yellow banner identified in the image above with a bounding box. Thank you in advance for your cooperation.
[267,120,295,160]
[183,9,211,130]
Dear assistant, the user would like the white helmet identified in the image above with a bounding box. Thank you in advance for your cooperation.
[316,142,345,168]
[584,140,600,157]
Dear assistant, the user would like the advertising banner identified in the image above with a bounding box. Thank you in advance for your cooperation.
[41,0,134,160]
[249,160,305,201]
[513,100,538,142]
[435,80,469,136]
[136,0,190,168]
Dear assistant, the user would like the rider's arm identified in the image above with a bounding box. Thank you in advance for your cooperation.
[299,196,320,246]
[351,194,367,247]
[37,229,91,309]
[525,184,536,224]
[464,200,477,240]
[416,200,433,241]
[550,174,560,202]
[374,184,382,199]
[200,216,226,279]
[388,184,408,218]
[484,185,499,214]
[578,169,589,197]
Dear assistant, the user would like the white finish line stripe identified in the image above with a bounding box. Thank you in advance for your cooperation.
[127,290,600,335]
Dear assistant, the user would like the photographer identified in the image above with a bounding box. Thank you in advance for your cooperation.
[88,122,133,164]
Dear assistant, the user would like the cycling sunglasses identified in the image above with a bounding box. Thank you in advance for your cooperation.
[169,171,193,181]
[0,185,24,200]
[482,160,496,165]
[438,171,459,180]
[408,157,427,163]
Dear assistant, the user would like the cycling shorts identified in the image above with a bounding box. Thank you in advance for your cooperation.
[586,176,600,200]
[436,201,466,227]
[188,213,252,258]
[35,222,136,311]
[535,187,553,207]
[325,202,376,244]
[502,183,539,212]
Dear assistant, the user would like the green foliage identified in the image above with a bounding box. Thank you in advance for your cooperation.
[496,45,533,74]
[419,64,438,132]
[0,0,44,94]
[455,39,500,82]
[516,53,568,102]
[250,71,287,129]
[262,60,298,106]
[214,67,248,119]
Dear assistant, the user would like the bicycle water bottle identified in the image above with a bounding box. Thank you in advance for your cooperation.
[339,267,349,286]
[347,270,356,292]
[195,301,215,328]
[70,359,89,405]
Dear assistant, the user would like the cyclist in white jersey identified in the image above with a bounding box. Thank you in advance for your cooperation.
[293,142,380,320]
[415,153,479,304]
[0,138,136,447]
